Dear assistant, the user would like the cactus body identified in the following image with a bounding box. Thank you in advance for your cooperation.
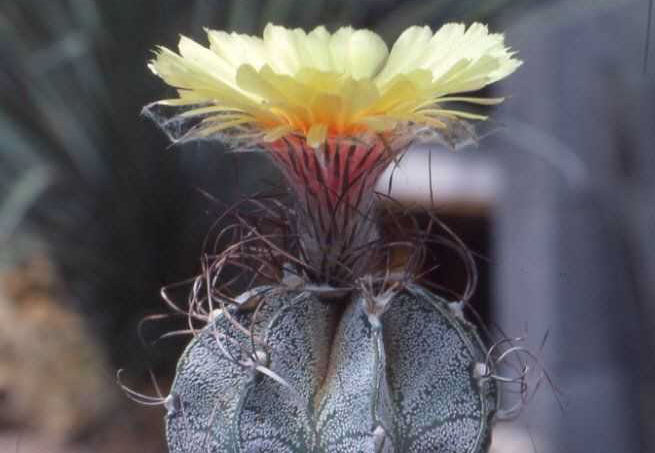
[166,285,496,452]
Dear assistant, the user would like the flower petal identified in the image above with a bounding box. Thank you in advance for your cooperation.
[329,27,389,80]
[375,25,433,86]
[263,24,303,75]
[147,22,521,146]
[206,30,268,71]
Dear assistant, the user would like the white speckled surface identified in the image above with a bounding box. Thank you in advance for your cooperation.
[166,286,496,452]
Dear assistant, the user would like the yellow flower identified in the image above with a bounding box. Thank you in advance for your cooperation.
[147,23,521,148]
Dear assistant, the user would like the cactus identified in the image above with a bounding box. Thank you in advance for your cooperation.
[146,22,521,452]
[166,286,496,452]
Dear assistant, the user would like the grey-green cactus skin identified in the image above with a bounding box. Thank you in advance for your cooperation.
[165,285,496,452]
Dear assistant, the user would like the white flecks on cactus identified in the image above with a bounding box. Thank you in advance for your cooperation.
[165,285,496,452]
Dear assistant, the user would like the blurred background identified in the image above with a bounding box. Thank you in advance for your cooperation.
[0,0,653,452]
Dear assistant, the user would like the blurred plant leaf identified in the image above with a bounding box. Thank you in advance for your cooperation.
[227,0,262,32]
[262,0,297,27]
[0,165,53,245]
